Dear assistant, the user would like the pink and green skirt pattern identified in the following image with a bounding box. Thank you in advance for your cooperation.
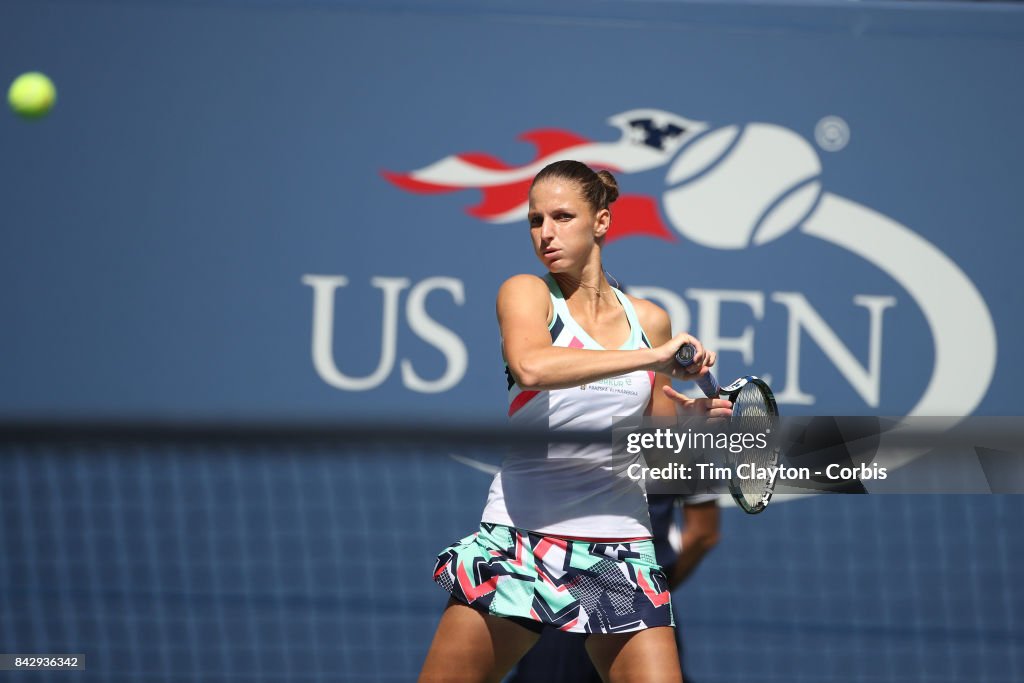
[433,523,674,634]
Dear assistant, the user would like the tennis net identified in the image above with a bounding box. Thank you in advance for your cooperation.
[0,423,1020,682]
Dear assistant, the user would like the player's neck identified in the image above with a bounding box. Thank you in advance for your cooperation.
[552,269,612,311]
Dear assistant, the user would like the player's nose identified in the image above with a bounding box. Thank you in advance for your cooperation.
[540,216,556,240]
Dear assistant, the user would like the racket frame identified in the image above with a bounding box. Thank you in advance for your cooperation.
[719,376,780,514]
[676,344,780,514]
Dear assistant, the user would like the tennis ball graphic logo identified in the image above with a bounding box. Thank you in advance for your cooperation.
[661,123,822,249]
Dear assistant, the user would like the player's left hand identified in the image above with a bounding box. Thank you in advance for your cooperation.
[662,385,733,420]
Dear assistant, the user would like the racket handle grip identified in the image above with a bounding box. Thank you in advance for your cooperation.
[694,372,721,399]
[675,343,721,398]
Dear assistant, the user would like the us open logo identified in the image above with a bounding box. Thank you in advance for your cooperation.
[383,109,996,416]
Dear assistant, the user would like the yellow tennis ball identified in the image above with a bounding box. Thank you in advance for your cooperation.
[8,72,57,119]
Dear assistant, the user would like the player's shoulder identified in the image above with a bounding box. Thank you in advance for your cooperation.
[498,273,550,299]
[497,274,554,325]
[626,294,672,343]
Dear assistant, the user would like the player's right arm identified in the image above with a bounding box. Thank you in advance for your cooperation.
[498,274,702,390]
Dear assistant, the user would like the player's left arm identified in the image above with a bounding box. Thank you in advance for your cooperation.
[631,297,731,419]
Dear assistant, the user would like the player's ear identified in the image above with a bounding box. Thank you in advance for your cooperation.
[593,208,611,239]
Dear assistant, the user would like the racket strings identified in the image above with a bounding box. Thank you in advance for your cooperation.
[729,383,779,510]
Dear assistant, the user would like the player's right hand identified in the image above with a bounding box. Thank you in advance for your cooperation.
[652,333,717,381]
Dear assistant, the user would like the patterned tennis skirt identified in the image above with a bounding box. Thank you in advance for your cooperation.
[432,523,674,634]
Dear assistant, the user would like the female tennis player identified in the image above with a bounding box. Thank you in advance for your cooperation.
[419,160,732,683]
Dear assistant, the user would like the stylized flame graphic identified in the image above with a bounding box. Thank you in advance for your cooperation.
[383,110,709,242]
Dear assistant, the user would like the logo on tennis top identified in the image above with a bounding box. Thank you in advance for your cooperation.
[384,109,996,416]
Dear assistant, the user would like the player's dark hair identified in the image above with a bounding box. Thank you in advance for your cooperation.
[531,160,619,213]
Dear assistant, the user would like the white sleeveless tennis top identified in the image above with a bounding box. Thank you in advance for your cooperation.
[480,274,655,538]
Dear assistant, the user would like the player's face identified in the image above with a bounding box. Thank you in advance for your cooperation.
[527,179,607,273]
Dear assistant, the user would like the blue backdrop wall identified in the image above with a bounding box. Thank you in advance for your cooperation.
[2,0,1021,422]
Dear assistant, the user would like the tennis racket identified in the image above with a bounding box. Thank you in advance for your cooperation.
[675,343,780,514]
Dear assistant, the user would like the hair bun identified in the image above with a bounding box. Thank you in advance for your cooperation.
[596,170,619,205]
